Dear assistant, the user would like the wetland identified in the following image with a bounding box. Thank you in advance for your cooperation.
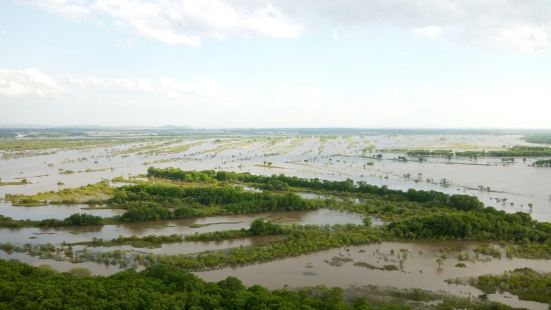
[2,129,551,309]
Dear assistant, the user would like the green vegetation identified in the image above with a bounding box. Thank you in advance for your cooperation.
[388,210,549,242]
[524,134,551,145]
[456,146,551,157]
[405,150,454,157]
[392,146,551,158]
[69,222,285,248]
[0,259,379,309]
[5,180,113,206]
[0,213,103,228]
[38,213,104,227]
[15,224,382,271]
[6,169,551,251]
[110,183,313,223]
[147,167,487,212]
[249,217,285,235]
[470,268,551,305]
[533,159,551,167]
[0,178,28,186]
[155,224,379,270]
[505,241,551,259]
[70,234,184,248]
[0,215,32,228]
[185,229,253,241]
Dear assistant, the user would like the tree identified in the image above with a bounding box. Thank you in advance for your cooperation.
[249,218,279,235]
[436,258,444,270]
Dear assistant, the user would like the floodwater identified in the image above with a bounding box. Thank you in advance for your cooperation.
[197,241,551,309]
[77,235,281,255]
[0,250,124,276]
[2,134,551,308]
[0,208,365,245]
[1,134,550,221]
[5,239,545,309]
[0,201,126,220]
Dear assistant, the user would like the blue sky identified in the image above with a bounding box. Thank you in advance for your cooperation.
[1,0,551,128]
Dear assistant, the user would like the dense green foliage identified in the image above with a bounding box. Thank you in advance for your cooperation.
[471,268,551,304]
[111,183,313,223]
[0,215,31,228]
[249,218,285,235]
[38,213,104,227]
[118,203,174,222]
[147,167,485,212]
[111,183,310,209]
[0,259,375,310]
[0,214,103,228]
[388,209,549,242]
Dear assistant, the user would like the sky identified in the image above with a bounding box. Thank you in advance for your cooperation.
[1,0,551,128]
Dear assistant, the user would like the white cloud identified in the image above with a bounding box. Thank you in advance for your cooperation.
[0,68,64,98]
[22,0,551,50]
[22,0,303,47]
[278,0,551,51]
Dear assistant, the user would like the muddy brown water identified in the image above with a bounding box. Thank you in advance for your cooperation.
[196,241,551,309]
[2,240,548,309]
[0,208,366,245]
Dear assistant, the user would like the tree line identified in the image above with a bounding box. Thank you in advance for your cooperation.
[147,167,485,212]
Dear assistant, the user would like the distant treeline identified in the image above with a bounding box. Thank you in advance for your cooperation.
[404,146,551,158]
[524,134,551,145]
